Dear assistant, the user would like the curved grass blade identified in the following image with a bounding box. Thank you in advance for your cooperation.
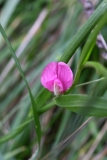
[55,94,107,117]
[0,24,41,146]
[84,61,107,77]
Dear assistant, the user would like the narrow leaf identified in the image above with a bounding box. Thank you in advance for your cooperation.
[0,24,41,146]
[78,12,107,67]
[60,0,107,63]
[66,11,107,94]
[55,94,107,117]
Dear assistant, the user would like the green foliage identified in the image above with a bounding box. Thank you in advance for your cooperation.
[55,94,107,117]
[84,61,107,77]
[0,117,33,144]
[0,0,107,159]
[0,24,41,147]
[60,0,107,63]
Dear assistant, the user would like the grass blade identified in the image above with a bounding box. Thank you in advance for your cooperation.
[66,11,107,94]
[60,0,107,63]
[0,24,41,146]
[84,61,107,77]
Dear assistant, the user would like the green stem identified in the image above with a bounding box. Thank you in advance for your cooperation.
[75,77,106,87]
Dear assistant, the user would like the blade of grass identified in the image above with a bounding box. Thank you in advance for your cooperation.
[0,9,48,84]
[67,11,107,93]
[82,121,107,160]
[0,0,20,28]
[4,147,26,160]
[84,61,107,77]
[0,24,41,147]
[41,117,92,160]
[52,110,71,148]
[60,0,107,63]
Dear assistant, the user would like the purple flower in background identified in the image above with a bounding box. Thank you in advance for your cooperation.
[41,62,73,96]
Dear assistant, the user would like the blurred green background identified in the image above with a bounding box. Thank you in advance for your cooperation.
[0,0,107,159]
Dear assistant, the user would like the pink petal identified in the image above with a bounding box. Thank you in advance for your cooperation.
[58,62,73,91]
[41,62,58,91]
[54,79,63,96]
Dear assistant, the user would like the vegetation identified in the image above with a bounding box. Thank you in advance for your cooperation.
[0,0,107,159]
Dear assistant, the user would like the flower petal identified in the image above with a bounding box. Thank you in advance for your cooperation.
[58,62,73,91]
[41,62,58,91]
[54,78,63,96]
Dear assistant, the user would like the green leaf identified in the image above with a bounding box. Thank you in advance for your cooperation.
[84,61,107,77]
[78,12,107,67]
[0,24,41,146]
[60,0,107,63]
[55,94,107,117]
[66,11,107,94]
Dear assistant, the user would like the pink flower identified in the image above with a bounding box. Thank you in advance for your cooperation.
[41,62,73,96]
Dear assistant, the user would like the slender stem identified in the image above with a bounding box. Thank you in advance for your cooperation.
[76,77,106,87]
